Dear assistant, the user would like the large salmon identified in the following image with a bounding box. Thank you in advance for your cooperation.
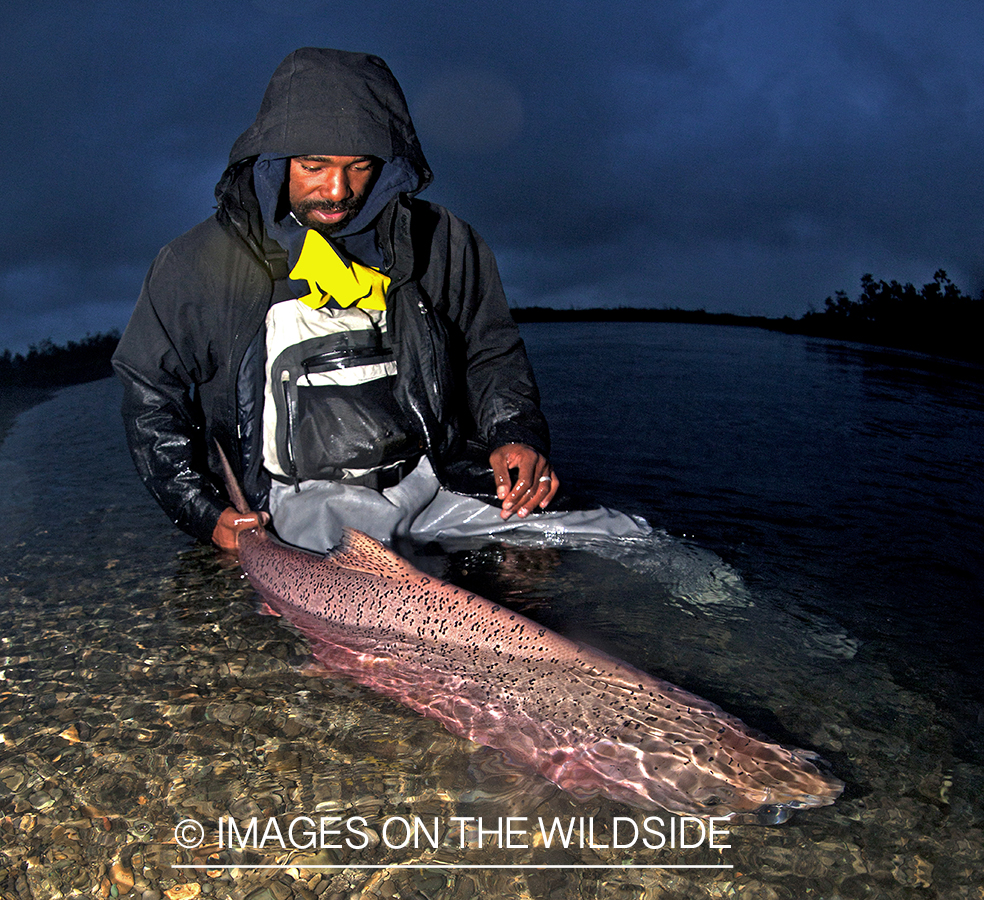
[219,450,843,821]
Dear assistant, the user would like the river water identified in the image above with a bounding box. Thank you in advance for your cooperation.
[0,322,981,899]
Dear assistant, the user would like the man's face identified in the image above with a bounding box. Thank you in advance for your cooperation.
[288,155,378,236]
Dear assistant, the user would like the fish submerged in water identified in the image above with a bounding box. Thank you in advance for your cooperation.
[219,455,842,821]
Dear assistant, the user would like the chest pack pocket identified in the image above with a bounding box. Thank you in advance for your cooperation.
[268,326,418,485]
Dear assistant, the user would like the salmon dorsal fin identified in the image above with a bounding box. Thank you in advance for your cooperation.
[328,528,420,580]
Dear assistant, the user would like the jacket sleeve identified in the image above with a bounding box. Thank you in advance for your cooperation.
[112,246,227,544]
[445,217,551,457]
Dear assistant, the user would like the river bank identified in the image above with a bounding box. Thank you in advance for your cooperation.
[0,386,52,447]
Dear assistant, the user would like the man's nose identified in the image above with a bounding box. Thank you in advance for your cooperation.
[316,168,351,202]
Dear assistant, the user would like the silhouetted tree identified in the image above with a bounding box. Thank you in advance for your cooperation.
[0,331,120,387]
[801,270,983,362]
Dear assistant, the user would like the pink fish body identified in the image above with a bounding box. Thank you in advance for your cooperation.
[234,523,844,821]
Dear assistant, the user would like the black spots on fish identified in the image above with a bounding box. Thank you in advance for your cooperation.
[247,537,847,817]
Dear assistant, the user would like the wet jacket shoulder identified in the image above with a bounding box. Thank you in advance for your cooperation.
[112,215,272,542]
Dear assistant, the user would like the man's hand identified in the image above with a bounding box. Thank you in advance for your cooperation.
[489,443,560,520]
[212,507,270,555]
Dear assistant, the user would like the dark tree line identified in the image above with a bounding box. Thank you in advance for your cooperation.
[3,268,982,391]
[796,270,984,363]
[0,331,119,387]
[518,270,984,364]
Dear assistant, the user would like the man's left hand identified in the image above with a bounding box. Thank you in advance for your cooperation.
[489,443,560,520]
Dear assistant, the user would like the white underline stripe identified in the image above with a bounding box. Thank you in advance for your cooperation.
[174,863,733,870]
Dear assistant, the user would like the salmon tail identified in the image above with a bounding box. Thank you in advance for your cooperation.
[215,441,251,515]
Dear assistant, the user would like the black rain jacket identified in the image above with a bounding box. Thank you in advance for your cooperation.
[112,48,549,544]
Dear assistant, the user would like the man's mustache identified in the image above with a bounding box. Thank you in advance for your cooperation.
[296,197,362,214]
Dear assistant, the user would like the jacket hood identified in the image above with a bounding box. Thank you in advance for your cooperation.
[228,48,432,191]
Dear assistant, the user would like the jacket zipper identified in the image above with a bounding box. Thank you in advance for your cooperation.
[303,345,394,374]
[281,370,300,492]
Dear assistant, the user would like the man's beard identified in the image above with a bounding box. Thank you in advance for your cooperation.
[292,197,364,237]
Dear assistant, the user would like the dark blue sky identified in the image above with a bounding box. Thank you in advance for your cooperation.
[3,0,982,353]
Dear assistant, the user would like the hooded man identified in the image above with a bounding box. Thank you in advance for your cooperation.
[113,48,644,553]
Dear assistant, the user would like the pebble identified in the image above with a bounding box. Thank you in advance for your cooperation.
[0,767,25,791]
[129,819,155,840]
[244,888,278,900]
[28,790,55,810]
[164,885,200,900]
[267,882,292,900]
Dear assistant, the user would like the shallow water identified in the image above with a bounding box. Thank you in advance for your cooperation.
[0,324,981,899]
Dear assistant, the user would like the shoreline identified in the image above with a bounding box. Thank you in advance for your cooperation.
[0,386,54,448]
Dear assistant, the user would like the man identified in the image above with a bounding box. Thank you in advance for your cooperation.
[114,48,643,554]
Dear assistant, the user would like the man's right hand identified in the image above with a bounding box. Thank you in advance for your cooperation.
[212,507,269,555]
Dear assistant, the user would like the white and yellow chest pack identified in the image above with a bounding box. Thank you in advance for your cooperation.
[261,231,418,484]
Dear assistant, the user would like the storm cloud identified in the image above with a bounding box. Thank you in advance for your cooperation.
[2,0,982,351]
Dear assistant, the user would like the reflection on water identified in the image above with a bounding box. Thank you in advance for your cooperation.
[1,329,983,898]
